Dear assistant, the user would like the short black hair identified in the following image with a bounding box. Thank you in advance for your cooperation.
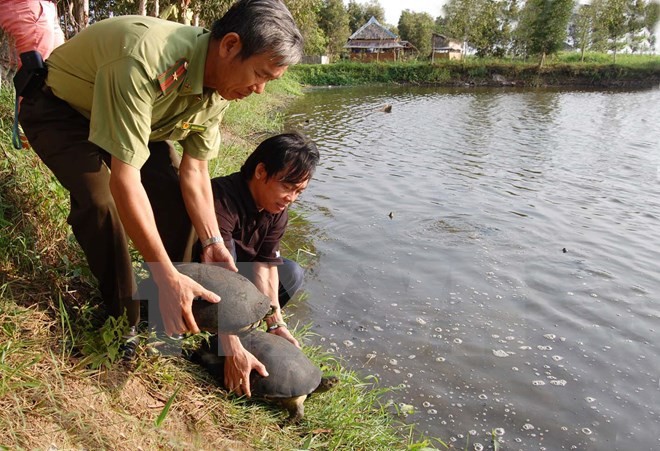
[240,132,320,184]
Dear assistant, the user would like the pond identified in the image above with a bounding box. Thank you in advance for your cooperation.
[283,84,660,450]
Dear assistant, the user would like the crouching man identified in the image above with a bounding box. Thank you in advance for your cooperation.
[185,132,320,391]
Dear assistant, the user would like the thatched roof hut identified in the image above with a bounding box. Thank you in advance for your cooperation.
[344,16,404,62]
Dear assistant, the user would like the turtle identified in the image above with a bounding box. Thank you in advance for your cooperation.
[139,263,270,335]
[191,329,339,423]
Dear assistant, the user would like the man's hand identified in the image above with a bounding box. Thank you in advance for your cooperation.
[201,242,238,272]
[270,325,300,348]
[220,334,268,397]
[154,269,220,336]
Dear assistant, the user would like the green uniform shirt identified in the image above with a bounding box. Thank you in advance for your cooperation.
[46,15,230,168]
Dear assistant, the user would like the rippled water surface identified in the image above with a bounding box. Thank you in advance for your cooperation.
[283,85,660,450]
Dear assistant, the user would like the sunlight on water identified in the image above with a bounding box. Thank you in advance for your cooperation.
[285,86,660,450]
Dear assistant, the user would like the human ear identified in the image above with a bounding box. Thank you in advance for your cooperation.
[255,163,267,180]
[219,32,242,59]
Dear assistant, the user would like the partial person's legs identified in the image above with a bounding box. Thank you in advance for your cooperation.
[19,87,138,325]
[277,258,304,307]
[141,141,190,263]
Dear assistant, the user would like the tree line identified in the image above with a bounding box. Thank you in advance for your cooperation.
[2,0,659,68]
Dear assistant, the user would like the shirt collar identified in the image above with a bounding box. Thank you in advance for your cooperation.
[181,30,210,96]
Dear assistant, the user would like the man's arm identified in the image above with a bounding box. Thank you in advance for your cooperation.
[178,153,238,271]
[253,262,300,348]
[109,157,221,335]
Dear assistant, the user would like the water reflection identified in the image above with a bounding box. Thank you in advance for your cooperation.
[285,86,660,450]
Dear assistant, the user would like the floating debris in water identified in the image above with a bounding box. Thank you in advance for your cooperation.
[343,340,354,347]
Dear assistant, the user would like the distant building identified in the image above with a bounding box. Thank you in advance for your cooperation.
[344,16,405,62]
[431,33,463,61]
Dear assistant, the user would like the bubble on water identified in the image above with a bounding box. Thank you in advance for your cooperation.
[493,349,509,358]
[436,357,446,363]
[343,340,354,347]
[391,303,398,307]
[408,355,416,359]
[373,326,383,332]
[561,426,568,431]
[550,379,567,386]
[591,293,598,298]
[532,380,546,386]
[537,345,552,351]
[389,359,398,365]
[423,401,431,408]
[512,367,519,371]
[473,443,484,451]
[520,346,532,350]
[523,423,535,430]
[478,394,488,400]
[544,334,557,340]
[454,338,463,344]
[428,409,437,414]
[505,336,515,341]
[581,428,593,435]
[326,348,336,353]
[585,397,596,403]
[416,318,427,325]
[469,430,477,436]
[492,334,500,339]
[552,355,564,361]
[494,428,505,436]
[435,327,443,332]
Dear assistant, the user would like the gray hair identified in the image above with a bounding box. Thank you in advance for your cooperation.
[211,0,304,66]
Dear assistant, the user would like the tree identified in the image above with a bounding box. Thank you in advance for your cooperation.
[517,0,575,66]
[570,3,597,61]
[319,0,350,59]
[347,0,386,32]
[592,0,628,62]
[398,10,435,57]
[443,0,475,56]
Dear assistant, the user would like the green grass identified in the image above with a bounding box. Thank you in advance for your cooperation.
[0,81,433,449]
[290,53,660,88]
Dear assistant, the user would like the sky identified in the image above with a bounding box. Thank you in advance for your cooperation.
[346,0,446,26]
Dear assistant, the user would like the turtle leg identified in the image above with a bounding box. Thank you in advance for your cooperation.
[280,395,307,424]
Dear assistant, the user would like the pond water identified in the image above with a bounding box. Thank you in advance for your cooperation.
[283,84,660,450]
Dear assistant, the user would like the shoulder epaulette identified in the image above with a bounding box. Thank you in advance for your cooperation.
[157,58,188,95]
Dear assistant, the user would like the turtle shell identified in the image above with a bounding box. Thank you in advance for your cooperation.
[244,329,323,399]
[176,263,270,334]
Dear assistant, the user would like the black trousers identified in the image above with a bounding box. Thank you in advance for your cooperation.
[19,87,191,326]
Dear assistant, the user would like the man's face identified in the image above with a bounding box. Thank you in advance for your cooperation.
[206,34,288,100]
[252,164,309,214]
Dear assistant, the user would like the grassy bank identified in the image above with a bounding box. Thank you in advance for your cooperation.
[0,80,434,449]
[289,53,660,89]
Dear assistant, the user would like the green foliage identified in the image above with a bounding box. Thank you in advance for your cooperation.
[518,0,575,63]
[319,0,351,59]
[347,0,387,32]
[79,314,130,369]
[398,10,437,57]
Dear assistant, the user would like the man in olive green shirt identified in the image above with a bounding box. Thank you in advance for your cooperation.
[18,0,303,398]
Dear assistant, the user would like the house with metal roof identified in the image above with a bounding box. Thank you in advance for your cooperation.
[431,33,463,61]
[344,16,407,62]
